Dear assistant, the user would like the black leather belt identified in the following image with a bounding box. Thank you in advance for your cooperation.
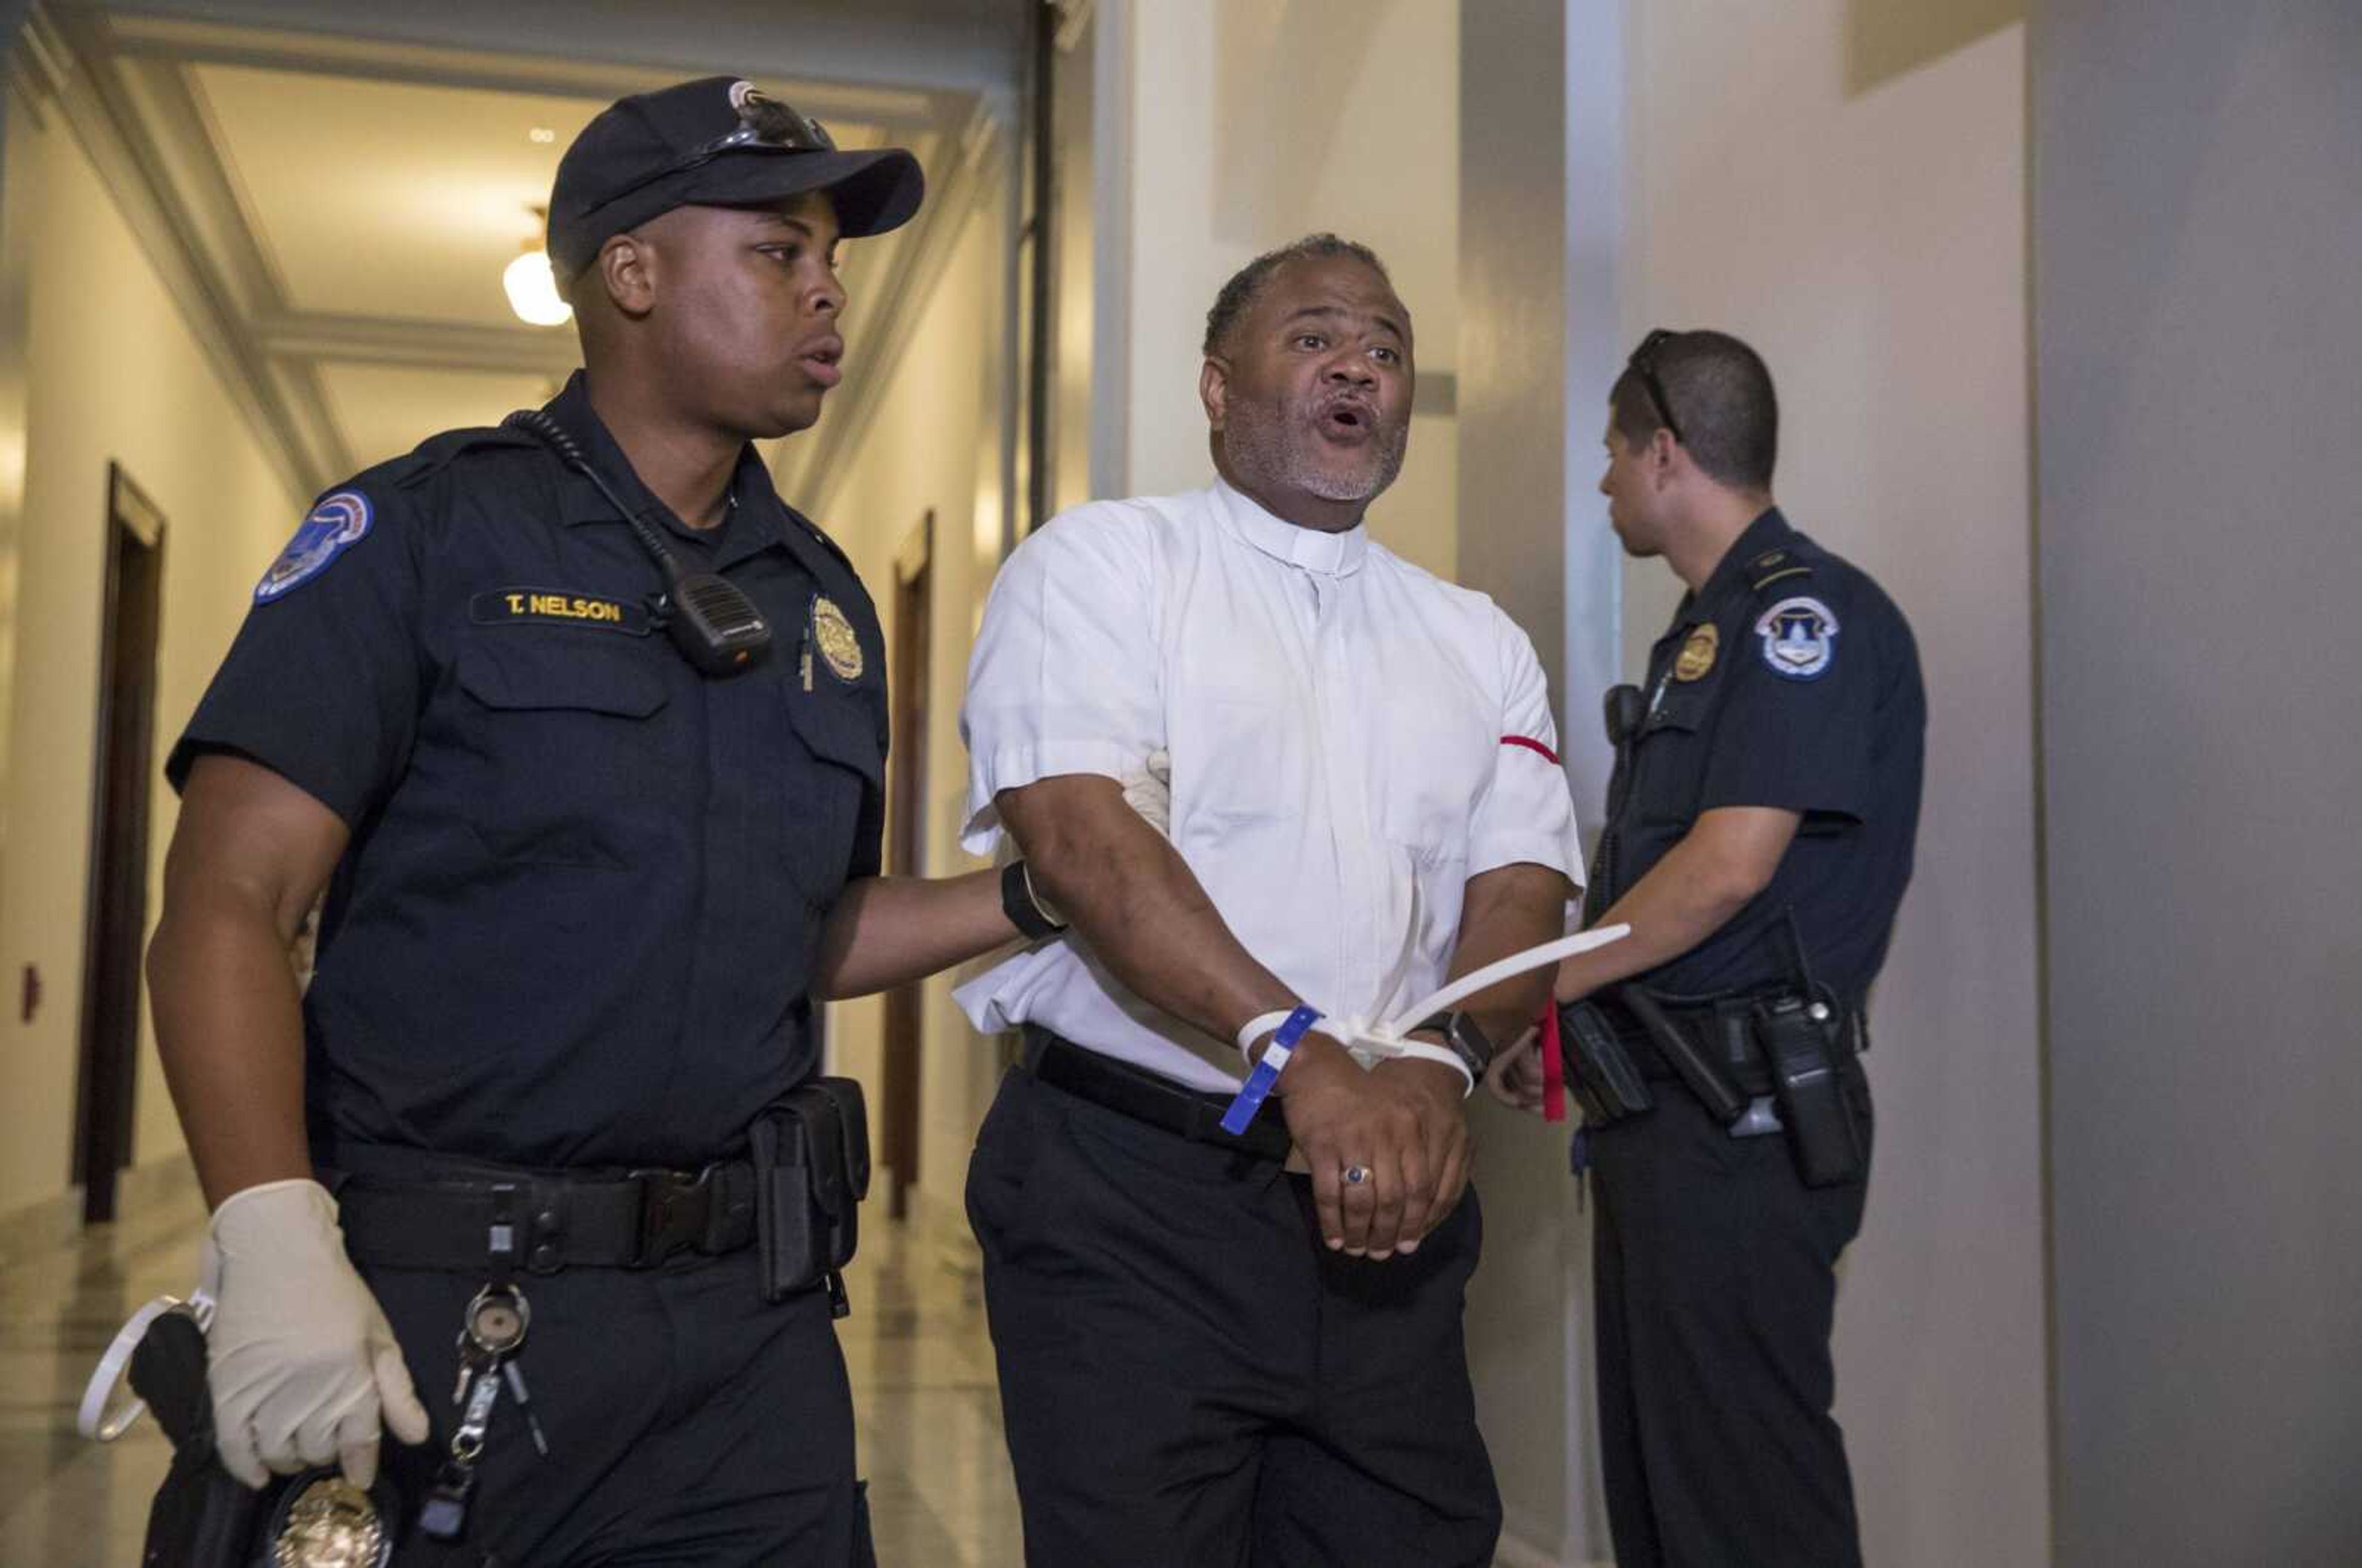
[1022,1027,1293,1164]
[330,1159,758,1273]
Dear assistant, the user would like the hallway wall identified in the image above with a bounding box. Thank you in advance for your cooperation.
[1103,0,1460,576]
[1616,6,2046,1563]
[2034,6,2362,1563]
[808,151,1012,1257]
[0,96,304,1219]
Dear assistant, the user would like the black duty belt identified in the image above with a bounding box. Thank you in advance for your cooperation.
[330,1158,759,1273]
[1022,1027,1293,1165]
[1596,993,1783,1097]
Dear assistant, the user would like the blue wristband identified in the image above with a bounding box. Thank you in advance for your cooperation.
[1220,1005,1321,1136]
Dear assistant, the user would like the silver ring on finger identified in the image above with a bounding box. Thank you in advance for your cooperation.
[1343,1164,1370,1186]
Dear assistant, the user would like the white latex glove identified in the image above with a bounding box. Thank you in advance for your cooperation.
[205,1178,429,1489]
[1119,748,1173,836]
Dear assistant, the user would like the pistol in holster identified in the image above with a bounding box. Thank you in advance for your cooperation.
[749,1076,872,1316]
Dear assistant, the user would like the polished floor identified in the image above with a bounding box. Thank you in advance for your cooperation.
[0,1163,1024,1565]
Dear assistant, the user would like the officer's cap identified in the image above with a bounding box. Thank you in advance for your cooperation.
[547,76,925,280]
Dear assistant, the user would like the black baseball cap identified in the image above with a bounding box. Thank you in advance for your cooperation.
[547,76,925,279]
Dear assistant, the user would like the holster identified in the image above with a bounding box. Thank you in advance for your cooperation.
[1556,999,1655,1125]
[749,1076,872,1313]
[1754,993,1867,1188]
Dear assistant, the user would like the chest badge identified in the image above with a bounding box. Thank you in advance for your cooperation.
[810,595,864,682]
[1755,595,1840,680]
[1674,623,1720,683]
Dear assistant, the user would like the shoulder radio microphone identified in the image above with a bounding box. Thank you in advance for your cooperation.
[502,409,771,677]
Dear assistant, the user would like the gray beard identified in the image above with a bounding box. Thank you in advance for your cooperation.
[1222,396,1407,506]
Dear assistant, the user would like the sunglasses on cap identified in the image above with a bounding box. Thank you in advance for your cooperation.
[585,89,838,219]
[1627,328,1684,447]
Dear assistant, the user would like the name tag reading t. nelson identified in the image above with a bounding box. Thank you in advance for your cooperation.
[471,588,653,635]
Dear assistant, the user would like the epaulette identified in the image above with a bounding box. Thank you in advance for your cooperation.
[1746,545,1815,595]
[785,503,859,578]
[388,425,543,490]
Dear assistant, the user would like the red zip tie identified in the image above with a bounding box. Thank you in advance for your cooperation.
[1540,1000,1567,1123]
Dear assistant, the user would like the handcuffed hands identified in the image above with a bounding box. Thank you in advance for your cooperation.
[205,1178,429,1489]
[1276,1033,1469,1262]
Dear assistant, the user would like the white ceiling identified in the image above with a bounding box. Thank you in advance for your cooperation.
[193,65,609,329]
[40,7,991,493]
[192,63,891,331]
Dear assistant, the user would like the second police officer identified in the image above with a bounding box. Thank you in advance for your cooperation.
[145,77,1049,1564]
[1489,328,1927,1567]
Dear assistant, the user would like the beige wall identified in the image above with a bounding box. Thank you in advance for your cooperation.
[1109,0,1458,576]
[805,158,1012,1254]
[0,103,304,1218]
[1618,6,2046,1564]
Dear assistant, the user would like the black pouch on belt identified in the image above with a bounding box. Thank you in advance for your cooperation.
[1557,999,1655,1124]
[750,1076,873,1311]
[1754,993,1866,1187]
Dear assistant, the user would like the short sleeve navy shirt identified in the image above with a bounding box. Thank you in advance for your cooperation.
[169,373,888,1169]
[1589,509,1925,1001]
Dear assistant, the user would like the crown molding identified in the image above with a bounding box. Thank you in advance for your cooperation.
[36,3,340,495]
[102,12,947,126]
[256,309,581,378]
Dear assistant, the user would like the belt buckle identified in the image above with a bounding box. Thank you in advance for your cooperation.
[626,1166,712,1267]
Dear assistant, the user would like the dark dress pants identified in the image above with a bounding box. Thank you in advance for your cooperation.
[1589,1070,1872,1568]
[966,1064,1501,1568]
[365,1244,864,1567]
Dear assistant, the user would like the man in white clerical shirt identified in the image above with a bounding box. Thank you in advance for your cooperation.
[955,234,1582,1568]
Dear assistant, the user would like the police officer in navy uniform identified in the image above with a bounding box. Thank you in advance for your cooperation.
[146,78,1038,1565]
[1488,329,1926,1566]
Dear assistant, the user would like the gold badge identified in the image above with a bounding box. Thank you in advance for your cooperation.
[272,1475,388,1567]
[811,595,864,682]
[1674,623,1719,682]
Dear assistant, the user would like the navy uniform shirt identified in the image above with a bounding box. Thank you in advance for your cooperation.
[1586,508,1925,1001]
[168,373,887,1169]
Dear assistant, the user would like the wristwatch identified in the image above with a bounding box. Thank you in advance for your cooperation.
[1001,859,1067,940]
[1414,1010,1495,1080]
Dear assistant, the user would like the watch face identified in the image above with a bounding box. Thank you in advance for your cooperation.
[1424,1011,1492,1074]
[1451,1015,1494,1073]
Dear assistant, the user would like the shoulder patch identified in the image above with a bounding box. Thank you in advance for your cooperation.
[255,490,373,602]
[1754,595,1840,680]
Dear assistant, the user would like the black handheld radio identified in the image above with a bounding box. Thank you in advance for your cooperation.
[502,409,771,676]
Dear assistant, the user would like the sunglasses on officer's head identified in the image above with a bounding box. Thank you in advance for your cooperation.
[1627,328,1685,447]
[586,92,838,217]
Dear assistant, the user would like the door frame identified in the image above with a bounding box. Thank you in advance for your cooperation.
[880,510,934,1220]
[73,461,166,1224]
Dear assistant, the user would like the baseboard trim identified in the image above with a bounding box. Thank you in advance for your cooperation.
[1494,1529,1607,1568]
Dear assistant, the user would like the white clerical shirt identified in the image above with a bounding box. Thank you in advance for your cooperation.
[955,479,1584,1091]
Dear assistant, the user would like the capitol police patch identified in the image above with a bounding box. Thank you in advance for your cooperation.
[255,491,372,603]
[1755,595,1839,680]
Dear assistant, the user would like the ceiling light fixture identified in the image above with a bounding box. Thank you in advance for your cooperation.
[528,127,556,144]
[504,205,571,328]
